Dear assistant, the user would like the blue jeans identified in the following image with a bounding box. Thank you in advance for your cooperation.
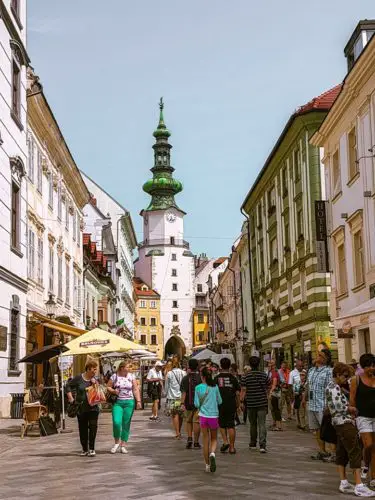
[248,406,267,448]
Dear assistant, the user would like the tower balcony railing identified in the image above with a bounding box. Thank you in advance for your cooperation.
[138,238,190,249]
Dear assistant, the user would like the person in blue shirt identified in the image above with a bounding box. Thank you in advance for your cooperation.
[194,367,222,473]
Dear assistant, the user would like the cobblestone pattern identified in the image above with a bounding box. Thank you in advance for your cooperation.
[0,411,342,500]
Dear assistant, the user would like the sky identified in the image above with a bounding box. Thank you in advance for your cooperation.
[27,1,375,258]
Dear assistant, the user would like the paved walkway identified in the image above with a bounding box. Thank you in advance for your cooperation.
[0,410,345,500]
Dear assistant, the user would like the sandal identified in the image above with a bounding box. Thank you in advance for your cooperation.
[229,448,237,454]
[174,434,182,440]
[220,443,230,453]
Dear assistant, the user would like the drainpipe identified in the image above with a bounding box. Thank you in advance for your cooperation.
[240,208,257,346]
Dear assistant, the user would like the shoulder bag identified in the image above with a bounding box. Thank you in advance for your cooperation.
[106,374,118,404]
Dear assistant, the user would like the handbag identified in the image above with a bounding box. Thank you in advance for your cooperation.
[320,409,337,444]
[106,375,118,404]
[67,401,82,418]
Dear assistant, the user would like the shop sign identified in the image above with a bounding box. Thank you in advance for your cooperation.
[304,340,311,352]
[342,320,352,334]
[315,201,329,273]
[58,355,73,370]
[79,339,110,348]
[271,342,282,348]
[337,330,354,339]
[0,326,7,351]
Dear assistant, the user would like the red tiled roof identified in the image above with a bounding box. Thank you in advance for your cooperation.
[94,250,103,263]
[214,257,227,265]
[133,277,160,297]
[297,84,342,115]
[102,255,107,268]
[90,242,96,254]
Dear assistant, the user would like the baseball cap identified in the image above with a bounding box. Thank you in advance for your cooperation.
[155,361,163,367]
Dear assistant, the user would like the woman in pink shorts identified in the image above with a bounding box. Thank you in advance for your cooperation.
[194,367,222,473]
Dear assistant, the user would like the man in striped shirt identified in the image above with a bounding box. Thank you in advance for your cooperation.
[241,356,271,453]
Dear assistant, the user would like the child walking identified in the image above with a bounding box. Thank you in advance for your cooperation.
[194,367,222,473]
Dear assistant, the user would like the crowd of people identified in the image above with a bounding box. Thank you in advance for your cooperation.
[65,350,375,496]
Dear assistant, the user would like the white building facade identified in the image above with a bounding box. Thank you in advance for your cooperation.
[135,100,195,356]
[312,21,375,361]
[0,0,29,416]
[81,172,137,338]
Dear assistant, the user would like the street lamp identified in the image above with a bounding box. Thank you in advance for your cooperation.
[45,294,57,319]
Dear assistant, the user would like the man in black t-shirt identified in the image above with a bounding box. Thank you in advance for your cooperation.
[216,357,241,454]
[180,358,201,449]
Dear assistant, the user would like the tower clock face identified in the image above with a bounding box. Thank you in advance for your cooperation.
[166,212,176,223]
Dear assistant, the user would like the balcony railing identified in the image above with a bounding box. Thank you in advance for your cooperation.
[138,238,190,249]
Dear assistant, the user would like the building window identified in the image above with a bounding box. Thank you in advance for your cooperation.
[11,182,20,250]
[65,202,69,231]
[353,230,365,286]
[294,149,301,181]
[57,183,62,221]
[198,313,205,324]
[172,300,178,308]
[197,284,203,293]
[140,334,147,345]
[48,175,53,209]
[348,127,358,180]
[171,253,177,261]
[151,334,157,345]
[28,138,34,183]
[172,283,178,291]
[37,149,42,194]
[270,237,277,262]
[8,296,20,373]
[332,149,341,197]
[172,314,178,322]
[49,247,54,293]
[150,317,156,326]
[297,208,304,239]
[72,209,76,241]
[140,317,146,326]
[98,309,104,324]
[282,166,288,195]
[257,203,262,228]
[267,186,276,214]
[27,229,35,279]
[140,300,146,308]
[284,221,290,249]
[171,268,177,277]
[65,262,70,305]
[11,58,21,123]
[259,245,264,275]
[170,236,175,245]
[150,300,156,309]
[37,237,43,285]
[57,255,63,299]
[198,331,204,342]
[337,243,348,295]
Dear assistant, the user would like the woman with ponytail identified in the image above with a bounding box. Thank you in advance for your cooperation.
[194,367,222,473]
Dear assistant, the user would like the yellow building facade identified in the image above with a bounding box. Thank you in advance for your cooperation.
[134,278,163,359]
[193,310,210,347]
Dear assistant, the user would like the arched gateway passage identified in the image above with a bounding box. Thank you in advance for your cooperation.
[164,335,186,359]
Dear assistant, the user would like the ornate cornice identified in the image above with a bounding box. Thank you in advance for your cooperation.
[65,252,71,262]
[73,261,82,274]
[48,233,56,246]
[27,209,45,235]
[56,236,64,255]
[10,156,26,184]
[0,1,30,64]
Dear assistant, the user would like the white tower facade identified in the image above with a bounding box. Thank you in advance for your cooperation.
[135,100,194,356]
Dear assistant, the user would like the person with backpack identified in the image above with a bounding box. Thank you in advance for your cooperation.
[180,358,202,449]
[194,367,222,473]
[165,358,186,439]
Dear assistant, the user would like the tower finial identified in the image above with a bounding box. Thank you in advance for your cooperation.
[159,97,164,111]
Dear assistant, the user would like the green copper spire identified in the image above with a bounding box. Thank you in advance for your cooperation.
[143,98,183,212]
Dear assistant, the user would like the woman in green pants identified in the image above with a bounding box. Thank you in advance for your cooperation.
[107,361,142,454]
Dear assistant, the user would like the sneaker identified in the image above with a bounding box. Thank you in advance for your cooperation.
[322,453,336,463]
[361,467,369,480]
[369,480,375,489]
[282,418,286,422]
[80,450,88,456]
[311,451,329,461]
[249,443,257,450]
[205,464,211,473]
[110,444,120,454]
[339,482,355,494]
[120,446,128,454]
[220,443,230,453]
[186,438,193,449]
[259,448,267,454]
[209,452,216,473]
[149,416,156,421]
[354,484,375,497]
[88,450,96,457]
[193,442,201,449]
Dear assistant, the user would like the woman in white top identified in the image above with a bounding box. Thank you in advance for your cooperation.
[107,361,141,454]
[165,358,186,439]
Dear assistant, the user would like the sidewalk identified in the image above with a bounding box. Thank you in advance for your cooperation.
[0,411,341,500]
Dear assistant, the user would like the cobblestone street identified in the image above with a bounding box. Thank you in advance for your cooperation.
[0,410,343,500]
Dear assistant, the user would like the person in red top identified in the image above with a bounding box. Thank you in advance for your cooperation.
[278,361,292,420]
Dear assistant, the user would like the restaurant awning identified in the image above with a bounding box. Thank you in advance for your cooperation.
[29,311,86,337]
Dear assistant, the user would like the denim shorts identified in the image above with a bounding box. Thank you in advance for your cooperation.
[356,416,375,434]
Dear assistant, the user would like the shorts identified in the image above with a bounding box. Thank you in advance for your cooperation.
[219,405,236,429]
[184,409,199,424]
[199,416,219,430]
[356,416,375,434]
[308,410,324,431]
[335,422,362,469]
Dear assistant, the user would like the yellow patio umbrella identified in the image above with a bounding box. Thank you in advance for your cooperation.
[61,327,145,356]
